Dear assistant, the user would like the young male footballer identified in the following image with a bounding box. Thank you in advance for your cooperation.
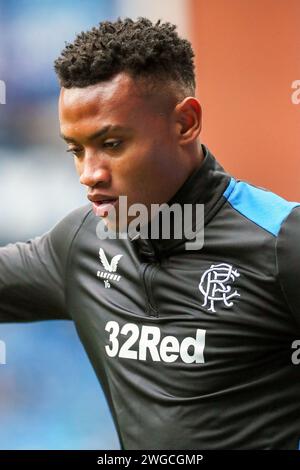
[1,18,300,450]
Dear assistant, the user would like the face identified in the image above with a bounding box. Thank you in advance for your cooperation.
[59,72,197,231]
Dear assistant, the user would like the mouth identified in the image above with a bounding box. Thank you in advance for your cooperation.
[89,197,118,218]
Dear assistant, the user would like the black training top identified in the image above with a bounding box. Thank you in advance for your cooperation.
[1,143,300,449]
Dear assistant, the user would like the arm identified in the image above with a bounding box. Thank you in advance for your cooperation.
[276,205,300,326]
[0,204,91,323]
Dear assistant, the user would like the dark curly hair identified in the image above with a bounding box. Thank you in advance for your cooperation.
[54,17,196,95]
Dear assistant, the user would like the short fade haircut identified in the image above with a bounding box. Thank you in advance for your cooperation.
[54,17,196,96]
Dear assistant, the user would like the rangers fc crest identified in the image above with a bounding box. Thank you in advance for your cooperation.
[199,263,240,312]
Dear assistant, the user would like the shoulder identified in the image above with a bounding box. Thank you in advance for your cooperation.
[48,203,93,253]
[223,177,300,237]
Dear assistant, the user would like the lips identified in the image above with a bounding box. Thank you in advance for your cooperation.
[89,197,118,218]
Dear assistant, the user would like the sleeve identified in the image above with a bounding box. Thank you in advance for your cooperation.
[0,205,90,323]
[276,205,300,325]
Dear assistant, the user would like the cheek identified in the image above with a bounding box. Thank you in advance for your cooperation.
[120,140,166,174]
[111,147,166,200]
[112,149,155,187]
[110,132,173,193]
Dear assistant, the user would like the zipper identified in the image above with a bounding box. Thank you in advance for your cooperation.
[141,262,160,317]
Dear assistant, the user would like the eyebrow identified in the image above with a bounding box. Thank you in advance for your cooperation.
[60,125,130,143]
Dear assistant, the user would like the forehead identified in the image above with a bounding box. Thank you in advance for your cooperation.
[59,73,155,125]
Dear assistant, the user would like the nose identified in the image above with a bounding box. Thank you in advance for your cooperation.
[79,153,111,188]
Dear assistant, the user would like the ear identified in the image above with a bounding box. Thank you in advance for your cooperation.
[174,97,202,145]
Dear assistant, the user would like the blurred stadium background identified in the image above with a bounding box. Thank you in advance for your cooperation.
[0,0,299,449]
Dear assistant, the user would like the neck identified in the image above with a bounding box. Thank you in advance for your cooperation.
[189,140,205,175]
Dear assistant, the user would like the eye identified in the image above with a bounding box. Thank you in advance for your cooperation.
[102,139,122,149]
[66,147,83,158]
